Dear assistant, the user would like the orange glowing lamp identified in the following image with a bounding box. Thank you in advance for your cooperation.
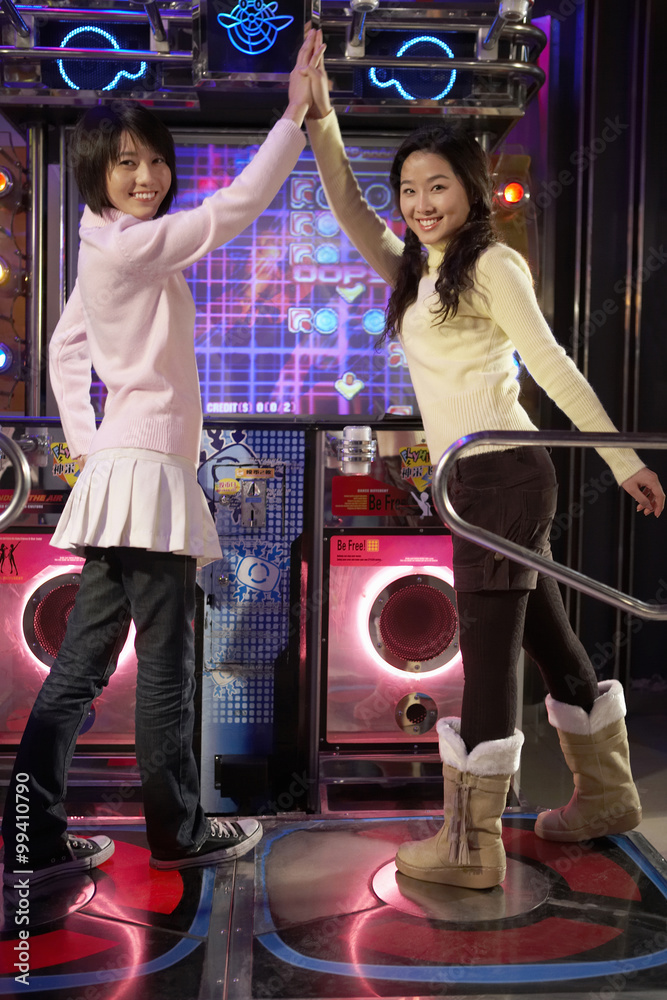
[0,167,13,197]
[500,181,526,206]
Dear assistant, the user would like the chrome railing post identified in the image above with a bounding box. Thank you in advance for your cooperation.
[0,432,32,531]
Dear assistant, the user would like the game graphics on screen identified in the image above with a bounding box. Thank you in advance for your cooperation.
[144,138,416,420]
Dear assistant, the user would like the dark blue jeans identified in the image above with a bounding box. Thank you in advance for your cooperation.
[1,547,208,866]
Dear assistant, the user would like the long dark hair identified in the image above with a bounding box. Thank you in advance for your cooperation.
[70,103,177,218]
[382,123,495,343]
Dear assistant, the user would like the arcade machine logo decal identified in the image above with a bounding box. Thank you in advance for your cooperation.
[331,444,434,518]
[50,442,82,489]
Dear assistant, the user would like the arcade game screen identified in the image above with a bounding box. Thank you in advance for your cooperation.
[77,132,417,421]
[173,133,414,420]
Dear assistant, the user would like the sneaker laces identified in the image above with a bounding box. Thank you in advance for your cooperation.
[67,836,93,852]
[208,819,240,841]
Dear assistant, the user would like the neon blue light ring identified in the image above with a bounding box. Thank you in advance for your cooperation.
[217,1,294,57]
[369,35,457,102]
[57,25,147,91]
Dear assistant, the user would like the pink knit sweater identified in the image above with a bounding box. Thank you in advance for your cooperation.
[49,118,306,464]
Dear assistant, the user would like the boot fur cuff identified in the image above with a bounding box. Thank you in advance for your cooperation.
[436,717,524,776]
[545,679,627,735]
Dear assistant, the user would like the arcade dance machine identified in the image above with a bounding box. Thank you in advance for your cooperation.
[1,1,667,997]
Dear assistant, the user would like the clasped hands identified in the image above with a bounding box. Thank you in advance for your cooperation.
[284,27,330,125]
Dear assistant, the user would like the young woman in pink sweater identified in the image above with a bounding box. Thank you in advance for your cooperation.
[2,32,322,888]
[303,35,664,890]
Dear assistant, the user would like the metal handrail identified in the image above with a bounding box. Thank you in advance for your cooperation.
[325,56,545,83]
[0,46,192,62]
[0,432,32,532]
[433,430,667,620]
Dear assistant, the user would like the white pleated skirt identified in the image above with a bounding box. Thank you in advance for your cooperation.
[51,447,222,568]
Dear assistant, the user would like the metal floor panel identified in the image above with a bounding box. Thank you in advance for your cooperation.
[246,815,667,998]
[2,815,667,999]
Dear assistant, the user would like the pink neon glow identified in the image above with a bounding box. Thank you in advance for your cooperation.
[356,565,462,678]
[20,566,136,673]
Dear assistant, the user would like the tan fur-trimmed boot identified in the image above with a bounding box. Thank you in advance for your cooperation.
[395,718,524,889]
[534,679,642,842]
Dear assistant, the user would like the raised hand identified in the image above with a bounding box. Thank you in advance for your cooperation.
[304,27,331,119]
[284,29,323,125]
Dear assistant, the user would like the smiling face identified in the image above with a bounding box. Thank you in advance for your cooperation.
[105,131,172,220]
[399,150,471,245]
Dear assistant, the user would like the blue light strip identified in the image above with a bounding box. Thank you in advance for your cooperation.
[256,930,667,984]
[608,834,667,895]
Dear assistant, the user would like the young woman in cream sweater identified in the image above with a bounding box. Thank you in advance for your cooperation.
[304,32,664,890]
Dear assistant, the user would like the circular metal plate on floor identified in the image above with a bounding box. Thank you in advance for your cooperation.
[372,857,551,923]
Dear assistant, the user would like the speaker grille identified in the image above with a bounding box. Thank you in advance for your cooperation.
[23,573,82,667]
[379,583,457,662]
[32,583,79,659]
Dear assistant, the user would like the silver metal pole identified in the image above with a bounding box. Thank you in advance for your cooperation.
[325,55,545,82]
[26,124,44,417]
[15,5,192,22]
[59,127,66,315]
[0,45,191,62]
[142,0,167,44]
[0,0,30,37]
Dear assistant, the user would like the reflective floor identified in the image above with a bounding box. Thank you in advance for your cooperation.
[2,812,667,1000]
[1,690,666,1000]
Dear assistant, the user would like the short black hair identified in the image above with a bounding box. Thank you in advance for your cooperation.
[70,103,177,217]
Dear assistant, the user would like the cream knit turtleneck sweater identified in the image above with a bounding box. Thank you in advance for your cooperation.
[306,111,644,484]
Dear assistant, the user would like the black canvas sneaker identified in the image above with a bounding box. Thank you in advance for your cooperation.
[150,818,263,870]
[2,834,115,887]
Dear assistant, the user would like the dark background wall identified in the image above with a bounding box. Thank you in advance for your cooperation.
[535,0,667,689]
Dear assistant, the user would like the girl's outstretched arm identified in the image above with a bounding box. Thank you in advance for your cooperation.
[98,125,306,274]
[304,35,403,286]
[88,32,329,276]
[477,246,664,509]
[305,113,403,285]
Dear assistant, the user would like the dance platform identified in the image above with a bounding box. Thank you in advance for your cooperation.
[2,417,667,997]
[2,812,667,999]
